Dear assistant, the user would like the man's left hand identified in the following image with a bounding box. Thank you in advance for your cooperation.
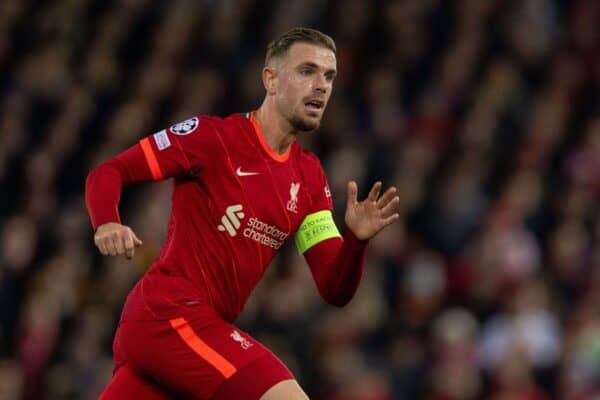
[344,181,400,240]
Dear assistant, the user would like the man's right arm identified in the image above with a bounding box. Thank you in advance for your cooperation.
[85,144,154,258]
[86,116,218,258]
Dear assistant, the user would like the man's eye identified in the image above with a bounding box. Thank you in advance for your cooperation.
[300,69,312,75]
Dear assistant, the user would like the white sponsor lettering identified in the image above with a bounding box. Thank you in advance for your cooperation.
[242,217,288,249]
[218,205,289,249]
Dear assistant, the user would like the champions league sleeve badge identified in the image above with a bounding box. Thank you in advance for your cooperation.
[170,117,199,135]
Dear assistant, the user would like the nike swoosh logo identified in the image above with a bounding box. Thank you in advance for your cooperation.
[236,167,260,176]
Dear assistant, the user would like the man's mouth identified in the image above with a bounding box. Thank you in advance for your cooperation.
[304,99,324,111]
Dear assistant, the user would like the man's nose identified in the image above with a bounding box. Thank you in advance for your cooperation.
[314,75,328,94]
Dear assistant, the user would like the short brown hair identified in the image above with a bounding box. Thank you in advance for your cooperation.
[265,27,336,65]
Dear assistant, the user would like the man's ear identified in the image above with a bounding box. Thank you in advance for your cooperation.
[262,66,278,95]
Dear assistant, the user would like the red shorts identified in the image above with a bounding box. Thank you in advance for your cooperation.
[99,277,293,400]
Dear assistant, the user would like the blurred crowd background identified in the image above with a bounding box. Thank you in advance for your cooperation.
[0,0,598,399]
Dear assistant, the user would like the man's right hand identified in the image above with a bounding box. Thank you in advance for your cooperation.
[94,222,143,259]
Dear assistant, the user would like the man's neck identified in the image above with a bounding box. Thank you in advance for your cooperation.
[254,105,296,155]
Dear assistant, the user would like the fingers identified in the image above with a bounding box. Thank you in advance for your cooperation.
[367,181,382,202]
[376,186,398,209]
[133,232,143,246]
[382,213,401,227]
[95,233,116,256]
[125,229,143,259]
[94,223,142,260]
[349,181,398,206]
[106,236,118,256]
[347,181,358,206]
[95,236,108,255]
[124,234,135,259]
[121,228,144,259]
[380,195,401,218]
[113,235,125,255]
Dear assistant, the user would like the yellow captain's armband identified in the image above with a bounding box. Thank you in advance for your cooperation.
[294,210,341,254]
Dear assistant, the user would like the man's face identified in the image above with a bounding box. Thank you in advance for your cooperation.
[271,43,337,132]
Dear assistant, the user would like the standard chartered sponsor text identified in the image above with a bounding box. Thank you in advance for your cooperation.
[243,217,288,249]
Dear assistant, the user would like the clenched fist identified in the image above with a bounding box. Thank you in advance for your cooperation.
[94,222,143,259]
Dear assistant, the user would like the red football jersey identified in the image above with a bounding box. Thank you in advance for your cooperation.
[137,112,333,320]
[87,111,368,323]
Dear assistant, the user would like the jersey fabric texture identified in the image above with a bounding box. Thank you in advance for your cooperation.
[135,111,336,321]
[86,112,368,399]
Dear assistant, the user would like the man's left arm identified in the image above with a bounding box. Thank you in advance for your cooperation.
[299,181,400,306]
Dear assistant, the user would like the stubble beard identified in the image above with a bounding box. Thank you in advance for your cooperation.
[288,110,320,133]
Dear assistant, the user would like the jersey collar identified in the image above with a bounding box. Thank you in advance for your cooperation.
[249,111,291,162]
